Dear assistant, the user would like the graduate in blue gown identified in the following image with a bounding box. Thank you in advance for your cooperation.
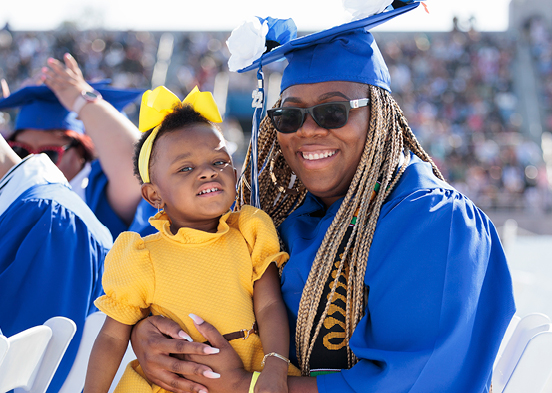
[126,3,515,392]
[0,134,112,392]
[0,53,156,238]
[278,154,515,392]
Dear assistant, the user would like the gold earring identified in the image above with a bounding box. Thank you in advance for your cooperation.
[269,148,301,196]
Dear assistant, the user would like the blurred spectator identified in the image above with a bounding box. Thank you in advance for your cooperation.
[374,25,549,212]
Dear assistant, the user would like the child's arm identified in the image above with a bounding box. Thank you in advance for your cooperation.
[84,316,133,393]
[253,262,290,393]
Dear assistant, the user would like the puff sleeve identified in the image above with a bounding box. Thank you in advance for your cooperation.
[94,231,155,325]
[238,205,288,282]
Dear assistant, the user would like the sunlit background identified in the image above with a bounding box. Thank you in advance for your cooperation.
[1,0,552,366]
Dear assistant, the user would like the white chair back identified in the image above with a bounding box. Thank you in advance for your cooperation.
[494,313,552,393]
[0,316,76,393]
[0,335,9,367]
[59,311,136,393]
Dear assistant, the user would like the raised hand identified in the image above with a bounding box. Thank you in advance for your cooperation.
[40,53,92,112]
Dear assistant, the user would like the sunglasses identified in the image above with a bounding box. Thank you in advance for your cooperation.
[267,98,370,134]
[8,139,79,165]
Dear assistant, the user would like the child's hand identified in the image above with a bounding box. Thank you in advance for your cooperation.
[255,361,288,393]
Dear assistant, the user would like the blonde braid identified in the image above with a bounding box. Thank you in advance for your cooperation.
[236,98,308,227]
[236,86,443,375]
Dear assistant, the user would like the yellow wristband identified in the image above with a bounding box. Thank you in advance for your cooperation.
[249,371,261,393]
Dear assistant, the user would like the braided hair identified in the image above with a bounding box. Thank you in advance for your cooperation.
[236,85,443,375]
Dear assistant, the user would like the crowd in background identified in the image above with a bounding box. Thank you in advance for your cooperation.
[1,19,551,213]
[526,16,552,145]
[379,25,550,212]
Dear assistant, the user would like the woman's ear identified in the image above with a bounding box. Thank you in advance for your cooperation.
[141,183,163,210]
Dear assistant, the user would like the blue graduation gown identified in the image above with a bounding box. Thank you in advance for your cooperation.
[86,160,157,239]
[0,182,112,393]
[279,154,516,393]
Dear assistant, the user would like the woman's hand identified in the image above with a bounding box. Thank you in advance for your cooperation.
[130,315,222,393]
[40,53,92,113]
[184,314,252,393]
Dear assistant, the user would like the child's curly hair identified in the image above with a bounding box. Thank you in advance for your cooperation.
[133,103,222,184]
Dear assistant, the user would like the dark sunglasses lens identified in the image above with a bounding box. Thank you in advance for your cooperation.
[10,146,31,159]
[42,150,60,164]
[313,103,348,129]
[270,109,304,133]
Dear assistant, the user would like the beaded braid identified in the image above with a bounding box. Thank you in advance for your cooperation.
[236,85,443,375]
[236,97,307,228]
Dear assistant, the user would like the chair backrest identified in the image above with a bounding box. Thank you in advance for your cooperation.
[0,316,76,393]
[59,311,136,393]
[493,314,521,371]
[502,329,552,393]
[58,311,106,393]
[0,335,10,368]
[493,313,552,393]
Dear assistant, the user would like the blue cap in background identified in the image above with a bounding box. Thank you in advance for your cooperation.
[0,81,144,134]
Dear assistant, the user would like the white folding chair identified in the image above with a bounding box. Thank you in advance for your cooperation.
[493,313,552,393]
[59,311,136,393]
[0,316,76,393]
[493,314,521,371]
[0,334,9,367]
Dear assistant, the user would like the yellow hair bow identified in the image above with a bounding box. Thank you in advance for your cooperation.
[137,86,223,183]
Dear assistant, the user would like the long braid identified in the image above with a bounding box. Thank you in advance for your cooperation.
[237,98,307,227]
[236,85,443,375]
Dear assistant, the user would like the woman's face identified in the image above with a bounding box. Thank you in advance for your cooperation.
[14,129,85,181]
[277,81,370,207]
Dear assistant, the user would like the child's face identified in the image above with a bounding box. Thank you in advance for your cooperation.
[146,124,237,232]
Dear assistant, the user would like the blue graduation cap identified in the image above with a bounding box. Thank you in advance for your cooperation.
[234,1,421,92]
[226,0,423,207]
[0,81,144,134]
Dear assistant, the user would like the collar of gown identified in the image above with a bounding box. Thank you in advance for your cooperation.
[0,154,69,216]
[148,210,234,245]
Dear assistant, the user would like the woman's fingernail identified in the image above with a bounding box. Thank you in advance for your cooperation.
[204,346,220,354]
[47,58,54,63]
[178,331,193,342]
[65,53,72,58]
[199,390,208,393]
[189,313,204,325]
[203,370,220,379]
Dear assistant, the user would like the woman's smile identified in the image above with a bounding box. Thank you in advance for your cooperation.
[277,81,370,207]
[299,149,337,161]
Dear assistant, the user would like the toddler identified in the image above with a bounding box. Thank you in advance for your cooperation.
[84,86,298,393]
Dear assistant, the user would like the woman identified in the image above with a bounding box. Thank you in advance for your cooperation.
[0,53,156,238]
[130,3,515,392]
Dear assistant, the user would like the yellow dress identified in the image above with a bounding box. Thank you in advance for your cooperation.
[95,205,291,392]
